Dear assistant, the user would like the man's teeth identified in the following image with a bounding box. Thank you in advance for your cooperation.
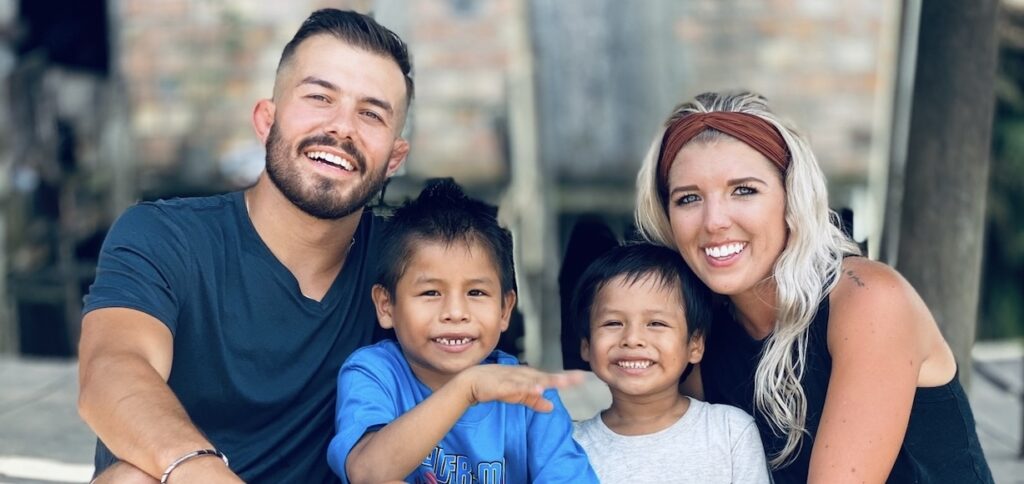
[435,337,472,346]
[307,151,354,171]
[705,242,745,258]
[617,360,652,369]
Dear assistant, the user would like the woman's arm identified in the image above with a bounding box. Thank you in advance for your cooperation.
[808,258,940,483]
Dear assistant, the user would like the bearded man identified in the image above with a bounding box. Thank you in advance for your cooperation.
[77,9,413,483]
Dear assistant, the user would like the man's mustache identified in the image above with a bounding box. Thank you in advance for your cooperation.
[296,134,367,171]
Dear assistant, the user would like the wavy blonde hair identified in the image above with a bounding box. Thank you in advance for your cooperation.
[635,91,860,467]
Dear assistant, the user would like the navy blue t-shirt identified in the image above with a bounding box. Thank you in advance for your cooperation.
[83,191,384,483]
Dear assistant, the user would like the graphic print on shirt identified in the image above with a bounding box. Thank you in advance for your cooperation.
[414,445,505,484]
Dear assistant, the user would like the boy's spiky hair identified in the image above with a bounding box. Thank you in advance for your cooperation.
[570,243,713,343]
[376,178,516,297]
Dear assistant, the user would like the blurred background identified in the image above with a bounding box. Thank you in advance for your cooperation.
[0,0,1021,481]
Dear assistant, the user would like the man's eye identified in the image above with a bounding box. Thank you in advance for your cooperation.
[307,94,330,103]
[362,110,383,122]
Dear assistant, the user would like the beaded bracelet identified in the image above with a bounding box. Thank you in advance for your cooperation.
[160,448,230,483]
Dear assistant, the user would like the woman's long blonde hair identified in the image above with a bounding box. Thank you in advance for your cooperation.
[635,91,860,467]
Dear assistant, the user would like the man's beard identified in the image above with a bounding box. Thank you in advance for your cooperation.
[264,123,389,220]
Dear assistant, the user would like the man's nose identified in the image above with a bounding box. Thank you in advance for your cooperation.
[324,107,357,140]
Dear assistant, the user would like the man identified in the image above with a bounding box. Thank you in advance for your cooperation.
[77,9,413,482]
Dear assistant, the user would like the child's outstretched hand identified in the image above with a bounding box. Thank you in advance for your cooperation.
[455,365,586,413]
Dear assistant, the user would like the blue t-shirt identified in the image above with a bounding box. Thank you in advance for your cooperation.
[328,340,598,484]
[83,191,384,483]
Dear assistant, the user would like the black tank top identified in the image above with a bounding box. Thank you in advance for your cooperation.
[701,297,994,484]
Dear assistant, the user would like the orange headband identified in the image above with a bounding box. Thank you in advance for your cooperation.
[657,112,790,194]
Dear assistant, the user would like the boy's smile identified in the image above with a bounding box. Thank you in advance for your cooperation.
[373,240,515,390]
[581,274,703,400]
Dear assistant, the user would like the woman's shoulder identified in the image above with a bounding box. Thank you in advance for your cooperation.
[831,256,916,310]
[828,256,931,353]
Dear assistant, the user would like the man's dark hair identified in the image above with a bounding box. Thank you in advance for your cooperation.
[570,243,713,343]
[377,178,516,298]
[278,9,414,104]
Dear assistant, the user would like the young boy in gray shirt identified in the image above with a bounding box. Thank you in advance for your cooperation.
[570,244,770,483]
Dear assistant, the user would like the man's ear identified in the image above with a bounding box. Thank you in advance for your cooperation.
[580,338,591,363]
[385,137,409,177]
[498,291,517,332]
[687,330,706,364]
[371,285,395,330]
[252,99,276,143]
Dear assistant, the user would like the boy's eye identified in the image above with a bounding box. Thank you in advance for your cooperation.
[674,193,700,206]
[600,320,623,328]
[419,290,440,297]
[649,320,669,328]
[468,289,487,297]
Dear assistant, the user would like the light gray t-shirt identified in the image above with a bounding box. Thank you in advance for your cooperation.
[573,398,770,483]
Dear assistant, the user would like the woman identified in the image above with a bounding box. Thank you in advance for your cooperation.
[634,91,993,483]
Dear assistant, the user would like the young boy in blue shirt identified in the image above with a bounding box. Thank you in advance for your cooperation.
[327,179,598,483]
[570,243,770,483]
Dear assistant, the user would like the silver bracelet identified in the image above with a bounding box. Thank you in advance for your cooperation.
[160,448,230,483]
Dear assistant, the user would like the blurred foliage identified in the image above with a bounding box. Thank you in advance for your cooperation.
[980,7,1024,340]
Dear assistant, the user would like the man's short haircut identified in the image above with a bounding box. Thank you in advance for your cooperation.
[377,178,516,298]
[570,243,713,342]
[277,9,414,104]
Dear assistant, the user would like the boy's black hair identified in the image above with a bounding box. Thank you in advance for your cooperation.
[377,178,516,297]
[570,243,713,343]
[278,9,414,104]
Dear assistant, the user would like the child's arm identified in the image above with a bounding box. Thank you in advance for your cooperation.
[525,389,600,483]
[345,364,583,484]
[731,420,772,484]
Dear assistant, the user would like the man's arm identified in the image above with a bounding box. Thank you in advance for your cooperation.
[343,364,582,484]
[78,307,241,482]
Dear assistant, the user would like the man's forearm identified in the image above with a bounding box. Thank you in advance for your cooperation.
[345,376,472,483]
[79,352,217,479]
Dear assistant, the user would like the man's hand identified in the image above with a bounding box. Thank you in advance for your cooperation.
[457,365,586,412]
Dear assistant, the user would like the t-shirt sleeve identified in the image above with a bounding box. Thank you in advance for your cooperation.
[731,418,772,484]
[327,351,399,482]
[527,389,600,483]
[82,203,192,333]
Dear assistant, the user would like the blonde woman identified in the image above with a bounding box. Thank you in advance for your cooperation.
[634,91,993,483]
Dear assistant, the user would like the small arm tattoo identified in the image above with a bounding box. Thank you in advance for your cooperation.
[845,270,865,288]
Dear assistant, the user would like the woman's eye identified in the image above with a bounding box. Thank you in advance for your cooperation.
[674,194,700,206]
[734,185,758,196]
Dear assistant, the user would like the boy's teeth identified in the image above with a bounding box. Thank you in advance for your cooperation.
[705,242,745,258]
[435,337,472,346]
[617,360,653,369]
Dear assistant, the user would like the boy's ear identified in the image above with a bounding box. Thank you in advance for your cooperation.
[498,291,517,332]
[580,338,591,363]
[371,285,395,330]
[687,330,706,364]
